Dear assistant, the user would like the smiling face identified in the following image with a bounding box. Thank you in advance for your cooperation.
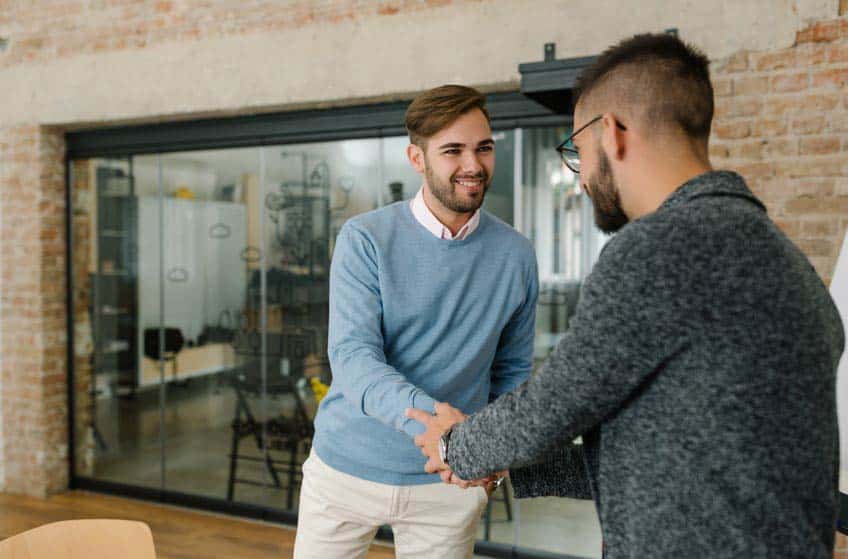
[415,108,495,215]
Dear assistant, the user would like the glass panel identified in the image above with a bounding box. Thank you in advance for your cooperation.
[241,139,383,510]
[71,155,165,489]
[516,126,606,558]
[484,130,516,224]
[135,148,260,501]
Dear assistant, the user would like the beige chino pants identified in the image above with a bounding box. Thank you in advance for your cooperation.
[294,452,487,559]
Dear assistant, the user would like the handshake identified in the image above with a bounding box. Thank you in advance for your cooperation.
[405,402,507,495]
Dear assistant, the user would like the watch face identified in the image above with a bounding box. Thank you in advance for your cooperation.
[438,435,447,463]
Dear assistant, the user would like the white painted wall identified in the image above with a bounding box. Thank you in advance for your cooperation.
[0,0,838,128]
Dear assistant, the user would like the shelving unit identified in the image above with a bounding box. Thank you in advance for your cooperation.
[92,164,138,398]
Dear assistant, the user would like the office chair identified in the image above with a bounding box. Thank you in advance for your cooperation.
[0,519,156,559]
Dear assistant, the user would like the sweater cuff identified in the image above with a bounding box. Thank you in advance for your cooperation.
[511,444,593,500]
[400,391,437,438]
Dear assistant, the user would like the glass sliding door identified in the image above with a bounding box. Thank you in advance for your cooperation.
[515,126,606,558]
[71,155,163,489]
[70,122,608,558]
[143,149,259,501]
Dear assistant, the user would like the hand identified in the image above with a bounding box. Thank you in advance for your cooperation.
[439,468,497,491]
[484,470,509,496]
[405,402,468,473]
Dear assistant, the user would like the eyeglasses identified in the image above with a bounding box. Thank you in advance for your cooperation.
[555,115,627,174]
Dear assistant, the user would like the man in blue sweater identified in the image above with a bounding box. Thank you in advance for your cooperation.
[293,85,539,559]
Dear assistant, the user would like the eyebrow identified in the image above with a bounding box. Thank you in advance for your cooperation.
[437,138,495,150]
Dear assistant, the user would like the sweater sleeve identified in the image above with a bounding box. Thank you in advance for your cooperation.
[489,251,539,401]
[328,224,437,438]
[509,442,593,499]
[446,227,690,479]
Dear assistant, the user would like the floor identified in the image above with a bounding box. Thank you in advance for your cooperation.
[0,491,395,559]
[75,372,603,558]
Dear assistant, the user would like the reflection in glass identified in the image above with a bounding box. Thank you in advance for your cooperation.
[71,155,164,489]
[516,127,606,557]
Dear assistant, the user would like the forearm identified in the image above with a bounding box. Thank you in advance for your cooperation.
[331,345,436,436]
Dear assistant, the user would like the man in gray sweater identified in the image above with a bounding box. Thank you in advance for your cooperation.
[407,33,846,558]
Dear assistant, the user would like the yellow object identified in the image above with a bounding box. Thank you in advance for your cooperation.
[174,186,195,199]
[310,377,329,403]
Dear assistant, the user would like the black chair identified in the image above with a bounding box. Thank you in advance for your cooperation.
[143,327,184,383]
[225,360,314,510]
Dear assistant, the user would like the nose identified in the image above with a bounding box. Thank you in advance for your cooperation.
[458,151,483,175]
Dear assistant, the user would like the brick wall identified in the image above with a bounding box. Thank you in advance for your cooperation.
[0,0,478,69]
[711,16,848,286]
[0,126,68,497]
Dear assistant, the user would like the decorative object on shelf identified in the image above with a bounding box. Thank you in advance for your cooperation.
[174,186,195,199]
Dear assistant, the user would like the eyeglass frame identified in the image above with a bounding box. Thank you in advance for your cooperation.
[555,115,627,174]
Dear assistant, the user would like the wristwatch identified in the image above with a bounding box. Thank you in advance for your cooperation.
[438,427,453,465]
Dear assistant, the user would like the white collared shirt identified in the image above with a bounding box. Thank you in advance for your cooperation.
[409,187,481,241]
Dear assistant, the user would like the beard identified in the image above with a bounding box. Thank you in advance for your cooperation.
[585,148,629,233]
[424,157,490,214]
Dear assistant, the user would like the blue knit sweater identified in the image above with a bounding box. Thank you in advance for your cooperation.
[312,201,538,485]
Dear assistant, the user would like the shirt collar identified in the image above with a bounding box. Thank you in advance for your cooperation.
[410,187,481,240]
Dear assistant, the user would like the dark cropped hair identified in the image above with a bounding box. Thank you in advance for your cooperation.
[405,85,490,148]
[575,33,714,140]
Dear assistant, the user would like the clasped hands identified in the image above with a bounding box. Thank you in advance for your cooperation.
[405,402,506,494]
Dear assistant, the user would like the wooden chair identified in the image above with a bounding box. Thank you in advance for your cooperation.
[0,519,156,559]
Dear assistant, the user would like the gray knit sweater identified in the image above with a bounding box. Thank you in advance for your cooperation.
[447,171,845,558]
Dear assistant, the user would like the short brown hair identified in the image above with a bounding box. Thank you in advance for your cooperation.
[405,85,490,148]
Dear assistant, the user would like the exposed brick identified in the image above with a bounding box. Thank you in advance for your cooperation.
[777,157,846,178]
[715,98,762,119]
[753,50,795,70]
[713,77,733,97]
[714,120,751,139]
[811,68,848,90]
[791,115,826,135]
[796,43,829,66]
[733,162,776,181]
[787,194,848,215]
[762,138,798,157]
[734,76,769,96]
[796,19,842,43]
[750,117,788,137]
[827,43,848,63]
[1,125,68,497]
[794,178,836,197]
[771,72,808,93]
[796,238,835,256]
[801,218,839,236]
[728,139,765,160]
[797,93,841,113]
[718,51,749,73]
[709,143,730,159]
[800,135,842,155]
[773,218,801,237]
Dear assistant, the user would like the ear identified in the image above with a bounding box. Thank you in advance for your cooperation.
[600,112,626,162]
[407,143,426,175]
